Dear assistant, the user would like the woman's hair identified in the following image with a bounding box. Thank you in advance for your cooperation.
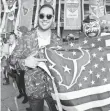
[39,4,54,15]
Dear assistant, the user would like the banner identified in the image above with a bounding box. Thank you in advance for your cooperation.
[4,0,17,33]
[0,0,16,33]
[45,35,110,111]
[89,0,106,18]
[18,0,34,30]
[64,0,81,30]
[41,0,56,10]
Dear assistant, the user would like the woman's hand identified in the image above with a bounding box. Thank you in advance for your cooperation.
[25,56,39,68]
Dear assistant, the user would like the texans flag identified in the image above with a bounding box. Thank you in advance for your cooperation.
[45,35,110,111]
[18,0,34,30]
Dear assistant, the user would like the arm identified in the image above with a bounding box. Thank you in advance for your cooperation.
[9,30,38,69]
[9,33,30,69]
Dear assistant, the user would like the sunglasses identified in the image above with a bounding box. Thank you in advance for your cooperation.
[39,14,53,20]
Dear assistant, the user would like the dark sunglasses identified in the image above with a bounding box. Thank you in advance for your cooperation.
[39,14,53,20]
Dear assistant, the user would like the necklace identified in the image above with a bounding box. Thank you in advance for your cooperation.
[37,28,51,40]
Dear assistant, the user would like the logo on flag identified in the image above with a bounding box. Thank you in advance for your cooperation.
[23,6,28,15]
[46,48,90,89]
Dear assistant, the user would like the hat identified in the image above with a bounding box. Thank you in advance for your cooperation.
[18,26,29,34]
[83,15,98,23]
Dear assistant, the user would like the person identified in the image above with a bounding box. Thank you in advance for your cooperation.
[6,32,28,103]
[8,4,61,111]
[1,37,10,85]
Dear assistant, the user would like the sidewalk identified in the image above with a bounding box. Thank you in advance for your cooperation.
[1,76,50,111]
[1,77,29,111]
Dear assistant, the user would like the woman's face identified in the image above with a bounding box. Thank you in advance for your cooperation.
[38,7,54,31]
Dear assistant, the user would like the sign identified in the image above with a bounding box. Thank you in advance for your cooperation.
[89,0,105,18]
[64,0,81,30]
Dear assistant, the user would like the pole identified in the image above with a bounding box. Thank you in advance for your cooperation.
[57,0,61,37]
[34,0,40,28]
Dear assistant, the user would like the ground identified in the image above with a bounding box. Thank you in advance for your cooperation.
[1,77,29,111]
[1,77,49,111]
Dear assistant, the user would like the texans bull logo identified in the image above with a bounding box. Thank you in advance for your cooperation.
[45,48,90,89]
[8,11,15,20]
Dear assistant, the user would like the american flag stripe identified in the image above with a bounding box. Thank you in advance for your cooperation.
[60,92,110,106]
[52,84,110,110]
[62,97,110,111]
[86,104,110,111]
[52,84,110,100]
[107,53,110,61]
[105,39,110,47]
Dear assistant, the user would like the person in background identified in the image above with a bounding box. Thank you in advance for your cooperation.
[1,37,10,85]
[2,32,28,104]
[8,4,61,111]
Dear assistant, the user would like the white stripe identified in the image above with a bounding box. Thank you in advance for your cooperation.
[62,97,110,111]
[107,53,110,61]
[101,33,110,36]
[52,84,110,100]
[105,39,110,47]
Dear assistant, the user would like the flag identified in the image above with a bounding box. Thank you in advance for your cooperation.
[5,0,17,33]
[45,35,110,111]
[0,0,17,33]
[18,0,34,30]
